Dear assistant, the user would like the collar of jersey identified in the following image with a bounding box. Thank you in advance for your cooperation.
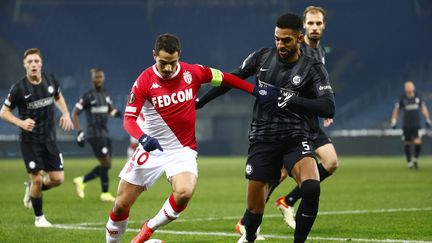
[152,62,181,80]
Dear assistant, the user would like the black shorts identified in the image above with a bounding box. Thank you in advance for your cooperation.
[87,137,112,157]
[312,127,332,149]
[402,127,420,141]
[20,142,64,173]
[246,137,317,184]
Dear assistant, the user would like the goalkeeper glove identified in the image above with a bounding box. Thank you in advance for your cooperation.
[139,134,163,152]
[76,131,85,147]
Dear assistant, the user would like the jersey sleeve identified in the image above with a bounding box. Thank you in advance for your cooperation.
[310,63,334,97]
[106,95,116,113]
[75,92,90,112]
[124,74,147,118]
[48,73,61,98]
[3,83,20,110]
[231,49,264,79]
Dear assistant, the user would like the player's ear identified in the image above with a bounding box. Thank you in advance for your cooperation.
[153,50,157,61]
[298,34,304,43]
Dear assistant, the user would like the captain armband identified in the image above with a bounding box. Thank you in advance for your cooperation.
[210,68,223,87]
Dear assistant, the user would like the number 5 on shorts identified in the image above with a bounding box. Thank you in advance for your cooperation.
[301,141,311,154]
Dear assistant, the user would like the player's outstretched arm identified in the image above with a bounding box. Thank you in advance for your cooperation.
[279,93,335,118]
[421,103,432,128]
[196,86,232,110]
[391,104,400,129]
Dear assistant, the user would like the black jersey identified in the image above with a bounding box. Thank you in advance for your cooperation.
[4,73,61,143]
[301,42,325,64]
[395,93,424,128]
[232,47,333,141]
[75,88,116,138]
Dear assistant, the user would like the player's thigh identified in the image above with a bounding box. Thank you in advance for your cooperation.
[20,142,44,173]
[43,142,64,172]
[315,143,338,167]
[47,170,64,183]
[291,157,320,184]
[282,138,316,177]
[246,140,283,185]
[115,179,145,211]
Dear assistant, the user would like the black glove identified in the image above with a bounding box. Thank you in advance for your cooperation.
[252,85,280,104]
[277,92,296,109]
[114,110,122,118]
[76,131,85,147]
[195,98,204,110]
[139,134,163,152]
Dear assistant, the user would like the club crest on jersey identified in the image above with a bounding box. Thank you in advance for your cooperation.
[128,93,136,104]
[183,71,192,84]
[292,75,302,85]
[48,86,54,94]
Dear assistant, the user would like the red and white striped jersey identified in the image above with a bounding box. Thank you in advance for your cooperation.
[125,62,213,151]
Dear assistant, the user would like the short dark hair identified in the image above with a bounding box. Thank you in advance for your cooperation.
[154,33,181,55]
[90,67,104,73]
[276,13,303,32]
[23,48,42,60]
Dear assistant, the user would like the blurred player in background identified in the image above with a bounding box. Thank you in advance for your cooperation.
[72,68,122,202]
[0,48,73,227]
[391,80,431,170]
[198,12,335,243]
[105,33,277,243]
[273,5,339,230]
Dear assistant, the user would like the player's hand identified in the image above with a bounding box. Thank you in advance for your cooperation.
[139,134,163,152]
[20,118,36,132]
[195,98,204,110]
[252,85,279,104]
[391,118,397,129]
[60,113,73,131]
[426,119,432,129]
[277,92,296,109]
[323,118,334,127]
[113,110,122,118]
[76,130,85,147]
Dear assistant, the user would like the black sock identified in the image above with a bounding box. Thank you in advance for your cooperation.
[41,184,51,191]
[404,144,411,162]
[285,186,302,207]
[83,165,101,183]
[294,180,320,243]
[243,209,263,242]
[318,163,331,182]
[31,196,43,217]
[414,144,421,159]
[100,166,109,193]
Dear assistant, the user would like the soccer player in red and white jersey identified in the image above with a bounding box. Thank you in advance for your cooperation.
[105,33,278,243]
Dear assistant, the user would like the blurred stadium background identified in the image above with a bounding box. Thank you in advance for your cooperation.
[1,0,432,157]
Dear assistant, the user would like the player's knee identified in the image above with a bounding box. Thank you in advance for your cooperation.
[173,188,194,204]
[31,175,44,187]
[324,157,339,174]
[114,198,132,214]
[50,176,64,186]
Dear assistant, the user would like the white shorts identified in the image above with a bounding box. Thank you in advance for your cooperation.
[119,146,198,190]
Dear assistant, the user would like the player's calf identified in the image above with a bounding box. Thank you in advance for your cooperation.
[106,210,129,243]
[294,179,320,243]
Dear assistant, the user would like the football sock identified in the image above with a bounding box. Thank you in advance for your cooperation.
[106,210,129,243]
[295,179,320,243]
[414,144,421,159]
[100,166,109,193]
[243,209,262,242]
[318,163,331,182]
[285,186,302,207]
[83,165,101,183]
[41,183,51,191]
[148,194,187,230]
[31,196,43,217]
[404,144,411,162]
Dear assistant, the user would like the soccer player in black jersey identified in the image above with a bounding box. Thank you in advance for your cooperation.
[274,6,339,230]
[72,68,122,202]
[198,13,335,242]
[391,81,431,170]
[0,48,73,227]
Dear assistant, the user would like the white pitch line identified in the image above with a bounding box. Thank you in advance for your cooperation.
[65,207,432,226]
[52,224,432,243]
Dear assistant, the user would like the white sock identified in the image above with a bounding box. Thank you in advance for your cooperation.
[148,194,185,230]
[106,212,128,243]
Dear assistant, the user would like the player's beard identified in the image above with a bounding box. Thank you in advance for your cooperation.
[278,47,298,61]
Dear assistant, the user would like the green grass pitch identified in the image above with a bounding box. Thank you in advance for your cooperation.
[0,156,431,242]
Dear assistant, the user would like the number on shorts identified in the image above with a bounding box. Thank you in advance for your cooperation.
[301,141,311,152]
[132,148,149,166]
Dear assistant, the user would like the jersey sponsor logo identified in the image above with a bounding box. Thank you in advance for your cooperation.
[151,88,193,108]
[24,93,32,99]
[318,85,332,91]
[91,105,109,113]
[128,93,136,104]
[151,82,161,89]
[47,86,54,94]
[27,97,54,109]
[183,71,192,84]
[405,103,419,110]
[292,75,302,85]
